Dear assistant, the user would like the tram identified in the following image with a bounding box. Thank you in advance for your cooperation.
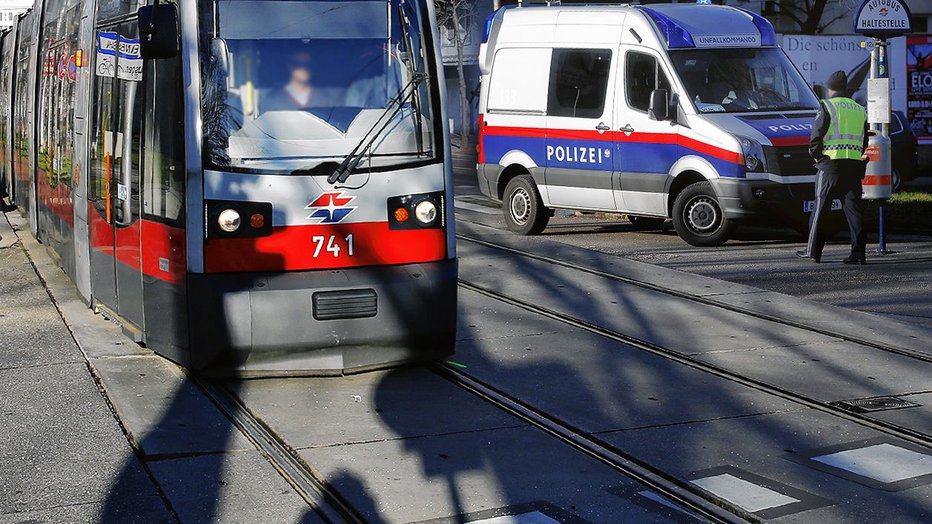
[0,0,458,375]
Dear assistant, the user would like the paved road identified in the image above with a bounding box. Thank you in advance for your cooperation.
[452,159,932,327]
[6,169,932,523]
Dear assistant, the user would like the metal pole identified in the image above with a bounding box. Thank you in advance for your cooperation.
[871,38,890,255]
[878,206,887,254]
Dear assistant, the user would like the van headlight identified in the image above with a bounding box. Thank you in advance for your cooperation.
[736,135,766,173]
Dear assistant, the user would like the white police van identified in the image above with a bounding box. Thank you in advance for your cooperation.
[476,3,823,246]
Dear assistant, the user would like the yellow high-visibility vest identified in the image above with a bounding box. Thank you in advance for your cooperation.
[822,97,866,161]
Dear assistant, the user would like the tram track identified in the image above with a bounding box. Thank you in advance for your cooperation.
[454,277,932,446]
[191,367,753,524]
[156,230,929,524]
[451,230,932,449]
[444,226,932,520]
[430,362,754,524]
[192,367,751,524]
[445,273,932,521]
[456,232,932,365]
[191,375,365,524]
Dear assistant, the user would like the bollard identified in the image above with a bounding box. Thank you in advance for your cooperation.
[863,134,892,200]
[863,134,892,254]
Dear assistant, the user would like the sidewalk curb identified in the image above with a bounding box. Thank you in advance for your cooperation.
[3,211,318,521]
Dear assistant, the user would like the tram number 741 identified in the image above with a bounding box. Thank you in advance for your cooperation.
[312,235,355,258]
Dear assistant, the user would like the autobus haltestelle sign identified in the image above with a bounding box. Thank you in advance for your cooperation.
[854,0,912,38]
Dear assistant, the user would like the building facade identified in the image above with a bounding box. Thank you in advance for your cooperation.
[0,0,31,30]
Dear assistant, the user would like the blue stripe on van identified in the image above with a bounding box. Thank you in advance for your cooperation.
[481,134,745,179]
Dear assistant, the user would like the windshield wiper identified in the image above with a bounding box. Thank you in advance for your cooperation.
[327,72,428,184]
[398,0,425,156]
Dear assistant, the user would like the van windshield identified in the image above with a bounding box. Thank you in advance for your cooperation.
[199,0,436,174]
[669,48,819,114]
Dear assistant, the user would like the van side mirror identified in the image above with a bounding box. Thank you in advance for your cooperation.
[211,38,230,74]
[648,89,670,121]
[138,3,180,59]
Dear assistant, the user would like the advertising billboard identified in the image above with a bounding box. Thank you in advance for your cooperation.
[907,35,932,143]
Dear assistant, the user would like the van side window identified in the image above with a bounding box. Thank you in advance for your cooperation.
[547,49,611,118]
[626,52,671,113]
[488,48,551,114]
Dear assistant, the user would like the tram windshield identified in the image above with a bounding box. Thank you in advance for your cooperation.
[200,0,437,174]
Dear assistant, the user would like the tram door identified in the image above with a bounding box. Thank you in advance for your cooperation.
[89,22,145,331]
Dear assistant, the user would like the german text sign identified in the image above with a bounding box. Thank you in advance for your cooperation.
[854,0,912,38]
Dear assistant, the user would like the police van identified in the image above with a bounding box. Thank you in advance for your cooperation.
[476,3,823,246]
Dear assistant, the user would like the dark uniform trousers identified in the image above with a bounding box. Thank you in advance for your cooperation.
[807,168,866,260]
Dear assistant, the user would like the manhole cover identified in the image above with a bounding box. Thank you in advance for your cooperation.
[830,396,920,413]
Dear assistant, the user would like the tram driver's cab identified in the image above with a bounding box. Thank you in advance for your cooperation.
[201,0,433,176]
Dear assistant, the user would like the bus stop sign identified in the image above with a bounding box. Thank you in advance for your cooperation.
[854,0,912,38]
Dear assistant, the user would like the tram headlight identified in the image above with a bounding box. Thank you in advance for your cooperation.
[217,208,241,233]
[414,200,438,225]
[206,200,272,239]
[387,192,445,230]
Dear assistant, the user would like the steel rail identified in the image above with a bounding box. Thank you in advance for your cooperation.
[431,362,756,524]
[457,233,932,364]
[192,375,363,524]
[456,278,932,450]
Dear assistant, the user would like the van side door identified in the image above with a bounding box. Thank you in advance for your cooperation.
[543,48,616,210]
[615,46,677,216]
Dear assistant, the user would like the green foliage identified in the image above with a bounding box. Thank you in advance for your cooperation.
[865,189,932,233]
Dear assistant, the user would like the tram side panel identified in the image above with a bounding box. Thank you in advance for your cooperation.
[140,55,189,365]
[12,8,38,229]
[1,26,16,203]
[83,2,189,363]
[86,15,147,339]
[70,0,98,304]
[35,0,82,279]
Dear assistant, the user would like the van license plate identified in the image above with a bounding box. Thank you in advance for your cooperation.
[804,199,842,213]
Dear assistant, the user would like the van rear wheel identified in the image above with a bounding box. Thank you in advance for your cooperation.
[672,181,734,246]
[503,175,549,235]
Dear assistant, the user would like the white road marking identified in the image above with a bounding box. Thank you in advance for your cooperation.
[691,473,799,513]
[455,200,500,215]
[812,443,932,483]
[469,511,560,524]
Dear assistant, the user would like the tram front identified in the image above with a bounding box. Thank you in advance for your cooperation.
[185,0,456,374]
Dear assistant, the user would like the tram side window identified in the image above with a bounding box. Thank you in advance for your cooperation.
[142,58,185,225]
[89,74,113,212]
[625,52,671,113]
[547,49,612,119]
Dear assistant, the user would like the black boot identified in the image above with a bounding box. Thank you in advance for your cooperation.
[843,254,867,265]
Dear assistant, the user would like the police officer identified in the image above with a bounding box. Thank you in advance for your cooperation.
[797,70,870,265]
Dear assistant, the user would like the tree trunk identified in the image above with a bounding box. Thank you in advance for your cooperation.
[793,0,829,35]
[451,6,470,143]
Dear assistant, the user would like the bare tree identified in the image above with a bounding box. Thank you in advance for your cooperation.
[434,0,476,143]
[777,0,853,34]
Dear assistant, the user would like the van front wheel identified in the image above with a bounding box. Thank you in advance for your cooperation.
[672,181,734,246]
[503,175,549,235]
